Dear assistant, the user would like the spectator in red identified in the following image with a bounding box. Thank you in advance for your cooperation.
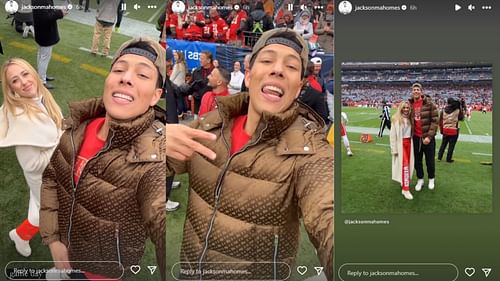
[182,11,204,41]
[209,7,229,43]
[168,1,189,40]
[227,5,247,46]
[202,15,214,42]
[198,67,231,116]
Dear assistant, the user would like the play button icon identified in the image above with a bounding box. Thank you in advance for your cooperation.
[455,4,462,11]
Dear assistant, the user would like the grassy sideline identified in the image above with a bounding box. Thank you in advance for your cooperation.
[340,106,492,214]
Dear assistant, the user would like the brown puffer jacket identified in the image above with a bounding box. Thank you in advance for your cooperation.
[409,95,439,139]
[168,93,334,281]
[39,98,166,280]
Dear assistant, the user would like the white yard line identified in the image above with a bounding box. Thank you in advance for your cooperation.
[464,120,472,134]
[472,153,492,156]
[78,47,113,59]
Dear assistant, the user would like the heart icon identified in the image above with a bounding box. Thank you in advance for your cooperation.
[130,265,141,275]
[297,266,307,275]
[465,267,475,277]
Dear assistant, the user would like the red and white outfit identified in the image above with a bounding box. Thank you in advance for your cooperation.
[210,16,229,43]
[340,112,352,156]
[390,117,414,191]
[0,97,61,255]
[227,10,247,43]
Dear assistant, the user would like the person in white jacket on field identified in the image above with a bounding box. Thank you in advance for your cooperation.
[1,58,62,257]
[390,101,415,200]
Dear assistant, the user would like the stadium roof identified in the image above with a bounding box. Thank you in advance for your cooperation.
[341,62,492,70]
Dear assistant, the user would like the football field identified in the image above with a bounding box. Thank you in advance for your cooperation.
[340,107,493,214]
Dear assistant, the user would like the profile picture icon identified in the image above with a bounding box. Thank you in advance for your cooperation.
[5,0,19,14]
[172,0,186,14]
[338,1,353,15]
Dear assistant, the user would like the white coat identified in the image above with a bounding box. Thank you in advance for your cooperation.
[0,97,61,226]
[389,118,414,184]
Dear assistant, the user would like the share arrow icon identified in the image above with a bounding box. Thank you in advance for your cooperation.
[314,267,323,275]
[147,265,157,275]
[482,268,491,277]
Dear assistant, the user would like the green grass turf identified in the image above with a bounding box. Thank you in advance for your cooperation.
[342,107,492,136]
[340,132,492,214]
[0,9,162,281]
[75,0,166,23]
[122,1,167,23]
[168,174,324,281]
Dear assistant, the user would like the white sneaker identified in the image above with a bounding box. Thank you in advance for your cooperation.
[29,25,35,37]
[166,200,180,212]
[9,229,31,257]
[428,178,435,190]
[172,181,181,189]
[347,148,353,156]
[402,190,413,200]
[415,179,424,192]
[22,26,29,38]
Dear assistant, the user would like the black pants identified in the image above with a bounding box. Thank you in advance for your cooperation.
[413,136,435,179]
[438,134,458,162]
[378,119,391,137]
[116,0,124,28]
[78,0,89,11]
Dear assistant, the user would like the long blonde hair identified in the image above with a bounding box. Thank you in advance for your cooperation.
[392,101,411,125]
[1,58,63,129]
[175,51,188,73]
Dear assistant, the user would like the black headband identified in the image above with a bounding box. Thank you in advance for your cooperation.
[265,37,302,56]
[120,47,157,64]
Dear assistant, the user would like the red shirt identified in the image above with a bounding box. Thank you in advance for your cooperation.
[210,17,228,42]
[412,99,423,137]
[74,118,106,184]
[228,10,247,41]
[231,115,251,155]
[198,89,230,116]
[185,22,203,40]
[307,75,322,92]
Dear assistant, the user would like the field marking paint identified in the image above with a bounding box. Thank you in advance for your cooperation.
[8,41,71,63]
[349,140,389,147]
[464,120,472,134]
[472,153,492,157]
[148,2,167,23]
[80,64,108,77]
[78,47,113,59]
[51,53,72,64]
[8,41,37,52]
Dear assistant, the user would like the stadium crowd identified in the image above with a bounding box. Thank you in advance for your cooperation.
[341,66,492,111]
[342,83,492,111]
[342,66,492,83]
[160,0,334,53]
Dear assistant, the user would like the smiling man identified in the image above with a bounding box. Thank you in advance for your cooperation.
[165,28,334,281]
[39,38,166,280]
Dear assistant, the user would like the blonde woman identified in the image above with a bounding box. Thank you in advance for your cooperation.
[170,51,187,87]
[1,58,62,257]
[390,101,415,200]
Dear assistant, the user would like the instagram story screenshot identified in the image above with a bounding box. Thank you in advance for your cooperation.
[1,0,334,281]
[335,0,499,281]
